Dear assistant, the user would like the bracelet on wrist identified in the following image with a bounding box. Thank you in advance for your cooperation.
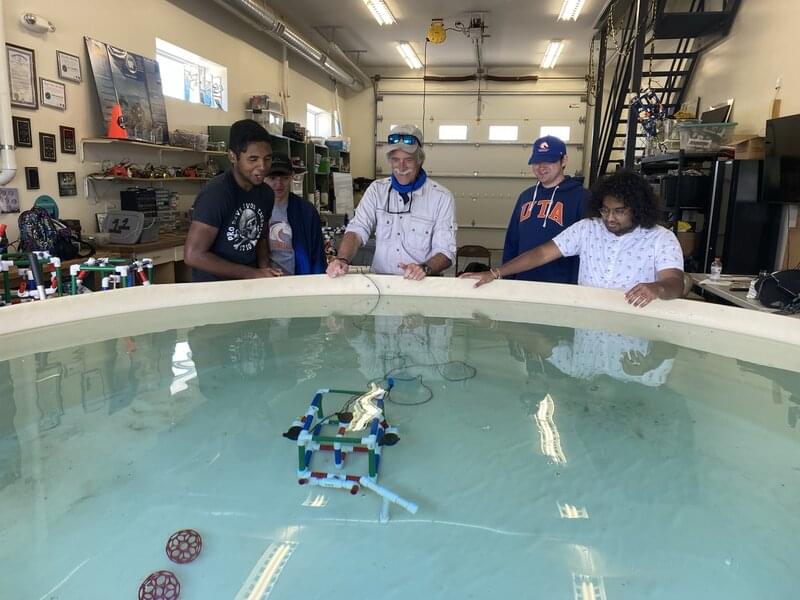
[490,268,502,280]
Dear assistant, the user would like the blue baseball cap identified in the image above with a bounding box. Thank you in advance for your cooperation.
[528,135,567,164]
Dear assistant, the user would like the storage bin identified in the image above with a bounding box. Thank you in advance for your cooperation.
[251,109,284,136]
[676,122,737,153]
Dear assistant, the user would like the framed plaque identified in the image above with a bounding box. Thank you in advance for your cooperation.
[39,132,57,162]
[59,126,76,154]
[58,171,78,196]
[12,116,33,147]
[25,167,40,190]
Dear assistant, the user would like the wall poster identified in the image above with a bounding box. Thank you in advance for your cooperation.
[84,37,169,144]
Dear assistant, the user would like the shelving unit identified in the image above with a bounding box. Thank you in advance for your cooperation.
[311,144,330,210]
[86,176,211,182]
[79,137,226,162]
[639,150,725,271]
[269,134,310,198]
[80,137,223,205]
[639,151,721,216]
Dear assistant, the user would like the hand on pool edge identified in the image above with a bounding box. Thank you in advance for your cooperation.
[625,282,661,307]
[460,271,497,288]
[398,263,426,280]
[326,258,350,278]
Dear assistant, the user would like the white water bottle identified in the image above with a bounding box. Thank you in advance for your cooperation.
[710,257,722,281]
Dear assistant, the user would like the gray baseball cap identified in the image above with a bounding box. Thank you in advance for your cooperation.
[386,124,423,157]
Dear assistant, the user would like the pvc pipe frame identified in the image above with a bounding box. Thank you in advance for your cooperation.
[0,0,18,185]
[295,386,389,475]
[297,472,417,519]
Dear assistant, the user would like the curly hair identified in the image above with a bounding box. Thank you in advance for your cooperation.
[588,169,659,228]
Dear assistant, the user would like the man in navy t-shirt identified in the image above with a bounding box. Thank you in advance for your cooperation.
[502,135,590,283]
[185,119,281,282]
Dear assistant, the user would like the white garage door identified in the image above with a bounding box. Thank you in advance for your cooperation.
[375,78,588,250]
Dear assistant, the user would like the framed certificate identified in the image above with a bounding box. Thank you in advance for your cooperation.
[56,50,82,83]
[6,43,37,109]
[40,78,66,110]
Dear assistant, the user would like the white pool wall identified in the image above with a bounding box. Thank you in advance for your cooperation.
[0,275,798,371]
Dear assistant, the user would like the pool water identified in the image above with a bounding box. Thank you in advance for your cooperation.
[1,313,798,599]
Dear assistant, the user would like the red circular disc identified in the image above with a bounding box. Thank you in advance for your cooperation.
[166,529,203,564]
[138,570,180,600]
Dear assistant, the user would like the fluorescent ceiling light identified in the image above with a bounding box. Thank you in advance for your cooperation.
[541,40,564,69]
[396,42,423,69]
[363,0,396,25]
[558,0,586,21]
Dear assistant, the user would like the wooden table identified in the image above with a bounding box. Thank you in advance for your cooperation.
[95,233,189,283]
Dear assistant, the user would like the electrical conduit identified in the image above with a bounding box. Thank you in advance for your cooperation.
[0,0,19,186]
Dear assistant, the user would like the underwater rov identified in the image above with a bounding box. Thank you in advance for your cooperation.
[283,379,418,523]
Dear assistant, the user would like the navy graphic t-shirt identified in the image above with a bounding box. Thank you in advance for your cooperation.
[190,170,274,282]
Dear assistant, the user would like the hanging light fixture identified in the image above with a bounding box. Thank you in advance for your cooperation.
[396,42,423,69]
[541,40,564,69]
[363,0,396,26]
[558,0,586,21]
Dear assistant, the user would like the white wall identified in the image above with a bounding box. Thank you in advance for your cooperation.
[685,1,800,134]
[0,0,339,242]
[342,83,375,180]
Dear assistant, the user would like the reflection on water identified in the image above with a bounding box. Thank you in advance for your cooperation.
[235,541,297,600]
[737,361,800,428]
[558,503,589,519]
[0,314,798,599]
[0,360,19,492]
[535,393,567,464]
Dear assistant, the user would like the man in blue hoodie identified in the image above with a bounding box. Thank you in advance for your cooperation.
[502,135,589,283]
[264,153,327,275]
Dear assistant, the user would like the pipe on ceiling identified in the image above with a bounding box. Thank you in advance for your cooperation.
[212,0,369,92]
[0,0,18,186]
[381,90,585,97]
[381,75,586,81]
[424,75,478,82]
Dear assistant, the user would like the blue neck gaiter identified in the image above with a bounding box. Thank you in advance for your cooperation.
[391,168,427,199]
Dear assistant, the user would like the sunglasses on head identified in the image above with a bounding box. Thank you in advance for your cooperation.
[388,133,420,146]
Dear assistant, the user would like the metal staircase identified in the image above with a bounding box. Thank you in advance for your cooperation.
[588,0,741,184]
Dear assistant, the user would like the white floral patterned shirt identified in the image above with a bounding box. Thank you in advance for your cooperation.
[552,218,684,291]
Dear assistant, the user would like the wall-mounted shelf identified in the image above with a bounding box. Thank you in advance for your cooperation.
[86,176,211,182]
[80,137,226,162]
[83,174,210,200]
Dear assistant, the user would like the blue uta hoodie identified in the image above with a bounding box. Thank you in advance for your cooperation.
[502,176,590,284]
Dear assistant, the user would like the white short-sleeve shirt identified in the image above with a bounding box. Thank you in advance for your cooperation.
[547,329,675,386]
[552,218,684,291]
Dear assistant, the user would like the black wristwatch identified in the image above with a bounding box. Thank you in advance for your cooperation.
[421,263,433,276]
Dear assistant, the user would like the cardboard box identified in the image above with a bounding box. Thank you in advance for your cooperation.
[676,231,699,257]
[731,135,765,160]
[782,227,800,269]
